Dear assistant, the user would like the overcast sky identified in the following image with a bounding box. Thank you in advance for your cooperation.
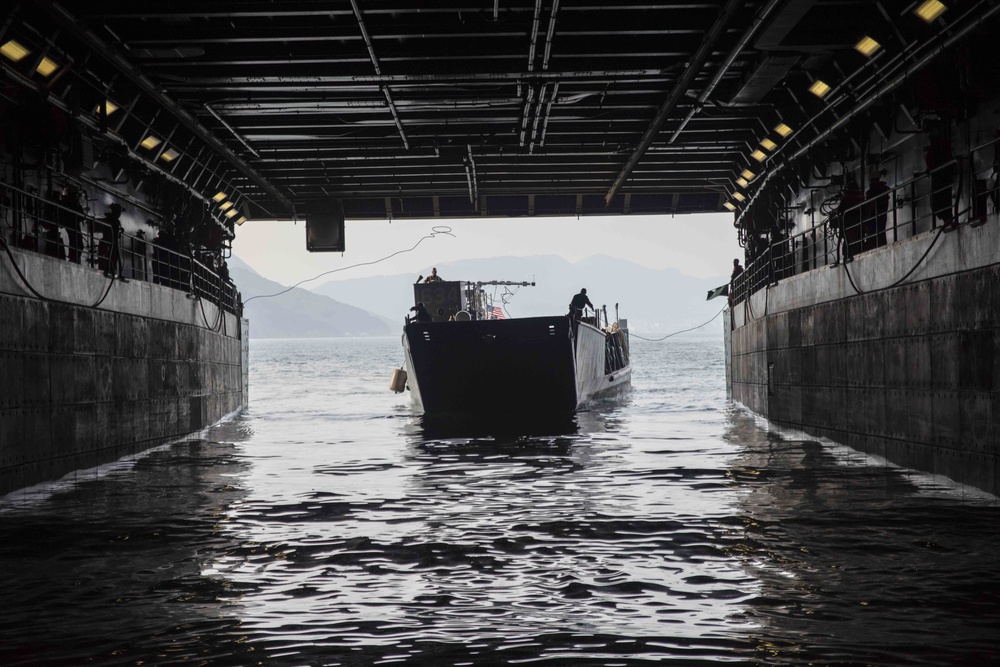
[231,212,742,288]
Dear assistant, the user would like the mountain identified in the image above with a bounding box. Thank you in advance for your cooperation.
[310,255,731,338]
[228,256,395,338]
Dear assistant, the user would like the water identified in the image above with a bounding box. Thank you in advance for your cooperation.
[2,337,998,666]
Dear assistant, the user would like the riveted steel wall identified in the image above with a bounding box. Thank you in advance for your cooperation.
[0,252,246,496]
[730,263,998,496]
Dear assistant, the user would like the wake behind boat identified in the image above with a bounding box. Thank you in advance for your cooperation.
[393,279,631,414]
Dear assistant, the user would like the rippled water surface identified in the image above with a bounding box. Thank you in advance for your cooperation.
[2,337,999,666]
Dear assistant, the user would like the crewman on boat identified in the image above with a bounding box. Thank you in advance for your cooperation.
[423,267,443,282]
[409,302,434,323]
[568,288,594,320]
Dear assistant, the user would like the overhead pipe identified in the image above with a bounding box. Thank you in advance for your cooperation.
[735,0,1000,227]
[163,68,670,87]
[537,81,560,150]
[668,0,783,144]
[205,104,260,158]
[528,83,548,154]
[604,0,745,205]
[467,144,479,206]
[518,0,545,147]
[349,0,410,150]
[530,0,561,152]
[35,0,294,214]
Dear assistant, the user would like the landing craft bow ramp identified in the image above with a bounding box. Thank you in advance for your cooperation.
[6,0,992,228]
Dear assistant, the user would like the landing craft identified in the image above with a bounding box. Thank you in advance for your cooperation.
[395,280,631,414]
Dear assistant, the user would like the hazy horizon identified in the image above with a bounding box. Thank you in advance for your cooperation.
[231,213,743,289]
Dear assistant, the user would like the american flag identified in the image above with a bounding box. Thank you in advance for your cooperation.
[491,306,505,319]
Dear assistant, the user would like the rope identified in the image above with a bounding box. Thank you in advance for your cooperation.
[841,223,945,295]
[629,306,726,341]
[0,235,117,309]
[197,289,225,332]
[244,225,455,303]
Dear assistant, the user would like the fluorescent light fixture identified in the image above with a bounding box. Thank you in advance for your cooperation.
[235,216,247,225]
[914,0,946,22]
[809,80,831,98]
[723,202,736,211]
[225,209,238,218]
[775,123,793,137]
[160,148,179,162]
[733,192,746,202]
[855,36,881,57]
[0,40,29,62]
[741,169,756,180]
[95,100,119,116]
[760,138,777,151]
[220,201,234,211]
[140,135,161,150]
[736,177,749,188]
[35,57,58,77]
[212,191,228,202]
[750,149,767,162]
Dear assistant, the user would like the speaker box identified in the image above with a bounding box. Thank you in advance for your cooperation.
[305,200,346,252]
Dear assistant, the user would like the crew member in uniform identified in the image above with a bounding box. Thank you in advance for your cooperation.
[409,302,434,323]
[568,288,594,321]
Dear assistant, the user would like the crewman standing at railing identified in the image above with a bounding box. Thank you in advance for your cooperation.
[99,203,127,281]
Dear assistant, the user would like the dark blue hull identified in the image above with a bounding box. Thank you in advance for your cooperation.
[403,316,578,414]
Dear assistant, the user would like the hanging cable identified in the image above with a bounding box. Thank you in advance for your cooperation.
[629,306,726,341]
[0,235,117,309]
[243,226,455,303]
[841,223,946,296]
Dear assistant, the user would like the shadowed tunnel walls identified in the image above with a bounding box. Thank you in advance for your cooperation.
[729,222,999,497]
[0,247,247,496]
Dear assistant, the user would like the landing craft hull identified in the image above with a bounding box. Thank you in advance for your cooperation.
[402,316,630,415]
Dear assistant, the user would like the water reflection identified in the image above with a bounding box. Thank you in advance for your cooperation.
[3,337,998,666]
[407,411,581,441]
[723,410,1000,666]
[0,417,255,667]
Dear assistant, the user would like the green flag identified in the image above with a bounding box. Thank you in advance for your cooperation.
[706,283,729,301]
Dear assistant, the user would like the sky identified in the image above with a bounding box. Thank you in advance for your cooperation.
[231,213,743,288]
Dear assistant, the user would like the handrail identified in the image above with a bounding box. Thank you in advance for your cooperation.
[0,184,240,318]
[730,135,998,308]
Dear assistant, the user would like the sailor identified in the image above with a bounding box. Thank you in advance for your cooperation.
[409,302,434,323]
[100,203,128,281]
[423,267,443,282]
[568,288,594,319]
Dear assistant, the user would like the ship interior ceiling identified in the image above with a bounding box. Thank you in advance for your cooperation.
[0,0,995,237]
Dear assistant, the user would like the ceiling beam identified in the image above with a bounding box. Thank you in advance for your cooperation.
[604,0,744,205]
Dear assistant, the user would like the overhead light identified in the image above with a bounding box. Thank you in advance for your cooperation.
[855,36,881,57]
[235,216,247,225]
[0,40,30,62]
[914,0,946,22]
[140,135,161,150]
[723,202,736,211]
[225,209,238,218]
[774,123,793,137]
[35,57,58,77]
[750,149,767,162]
[95,100,119,116]
[736,177,749,188]
[760,138,777,151]
[741,169,756,180]
[733,192,746,202]
[220,201,234,211]
[809,80,831,98]
[160,148,179,162]
[213,191,228,202]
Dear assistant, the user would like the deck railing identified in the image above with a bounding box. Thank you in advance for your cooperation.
[732,134,998,306]
[0,183,240,317]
